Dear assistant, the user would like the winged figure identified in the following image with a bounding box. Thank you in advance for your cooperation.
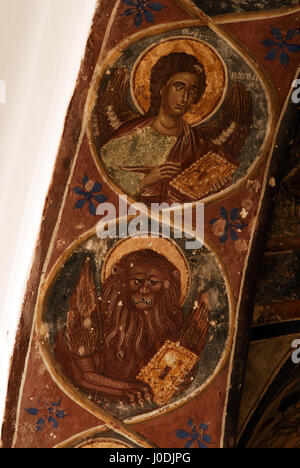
[92,52,253,204]
[55,250,210,406]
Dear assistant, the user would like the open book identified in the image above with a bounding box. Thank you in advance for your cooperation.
[169,151,237,202]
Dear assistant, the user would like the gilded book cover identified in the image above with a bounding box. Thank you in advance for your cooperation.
[3,0,299,451]
[169,151,237,201]
[137,340,199,406]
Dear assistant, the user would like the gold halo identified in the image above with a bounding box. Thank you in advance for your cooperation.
[101,236,190,305]
[75,438,133,449]
[131,37,227,126]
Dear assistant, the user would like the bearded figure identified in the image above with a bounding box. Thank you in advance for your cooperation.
[55,249,209,404]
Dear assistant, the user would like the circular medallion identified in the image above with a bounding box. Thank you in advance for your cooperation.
[37,224,234,425]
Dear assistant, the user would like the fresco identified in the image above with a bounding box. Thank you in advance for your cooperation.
[190,0,300,16]
[2,0,300,450]
[38,229,232,422]
[89,26,268,204]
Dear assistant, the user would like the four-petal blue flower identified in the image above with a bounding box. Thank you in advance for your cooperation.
[210,207,247,244]
[73,174,107,216]
[121,0,165,27]
[262,28,300,67]
[176,418,212,448]
[25,398,68,433]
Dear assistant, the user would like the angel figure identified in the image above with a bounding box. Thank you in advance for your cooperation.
[94,51,253,204]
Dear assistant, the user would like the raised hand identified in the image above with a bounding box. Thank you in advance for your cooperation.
[139,162,181,191]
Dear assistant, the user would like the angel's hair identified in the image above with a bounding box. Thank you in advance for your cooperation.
[148,52,207,116]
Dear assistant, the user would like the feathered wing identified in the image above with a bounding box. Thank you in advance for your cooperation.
[93,67,140,148]
[178,294,210,357]
[64,257,101,358]
[196,83,253,162]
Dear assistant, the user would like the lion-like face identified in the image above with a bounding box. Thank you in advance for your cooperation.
[128,264,168,311]
[100,250,183,379]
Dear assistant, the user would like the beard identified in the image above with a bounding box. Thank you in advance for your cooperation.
[98,253,183,380]
[101,288,181,379]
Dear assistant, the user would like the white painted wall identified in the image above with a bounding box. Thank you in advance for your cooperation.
[0,0,97,433]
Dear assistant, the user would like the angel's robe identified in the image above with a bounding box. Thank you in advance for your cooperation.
[100,117,229,204]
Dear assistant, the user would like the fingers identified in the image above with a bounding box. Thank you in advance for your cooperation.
[155,165,181,176]
[141,385,153,402]
[138,385,153,406]
[123,383,153,406]
[159,168,181,180]
[160,173,179,180]
[159,163,181,175]
[159,162,181,168]
[160,173,180,181]
[160,168,180,175]
[140,163,181,187]
[124,391,142,406]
